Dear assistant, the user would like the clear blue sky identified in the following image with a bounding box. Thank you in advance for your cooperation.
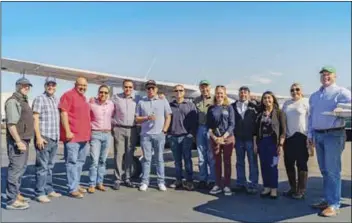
[1,2,351,99]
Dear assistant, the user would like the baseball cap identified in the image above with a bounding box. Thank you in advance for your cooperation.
[145,80,157,88]
[319,66,336,74]
[15,77,33,87]
[45,76,57,85]
[199,80,210,86]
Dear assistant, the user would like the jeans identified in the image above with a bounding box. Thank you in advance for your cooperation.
[6,138,29,205]
[235,139,259,188]
[258,136,279,189]
[140,133,166,185]
[314,129,345,209]
[196,125,215,183]
[35,136,58,196]
[65,142,89,193]
[89,131,111,186]
[169,135,194,181]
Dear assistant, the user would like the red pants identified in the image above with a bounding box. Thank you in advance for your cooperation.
[210,136,234,187]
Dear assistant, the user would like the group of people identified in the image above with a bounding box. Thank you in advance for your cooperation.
[4,66,351,218]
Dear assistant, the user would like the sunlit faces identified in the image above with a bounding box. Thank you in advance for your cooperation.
[173,85,185,99]
[215,86,226,103]
[262,93,274,107]
[146,85,158,98]
[98,86,109,102]
[199,84,211,97]
[45,82,57,95]
[320,71,336,87]
[75,77,88,95]
[239,89,250,101]
[19,84,31,96]
[290,85,302,100]
[123,81,134,96]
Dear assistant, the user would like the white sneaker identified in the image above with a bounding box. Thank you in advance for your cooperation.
[223,187,232,196]
[209,185,222,195]
[36,195,51,203]
[158,183,167,192]
[139,183,148,191]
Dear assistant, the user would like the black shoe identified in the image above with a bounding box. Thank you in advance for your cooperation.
[184,181,194,191]
[232,185,247,192]
[124,180,135,188]
[207,182,216,190]
[169,180,183,189]
[112,182,120,190]
[260,190,271,198]
[197,181,207,189]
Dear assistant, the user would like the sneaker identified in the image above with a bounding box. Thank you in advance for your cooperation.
[17,194,30,203]
[158,183,167,192]
[70,191,84,199]
[78,186,87,194]
[47,191,62,198]
[96,184,106,192]
[209,185,222,195]
[139,183,148,192]
[36,195,51,203]
[224,187,232,196]
[6,200,29,210]
[169,180,183,189]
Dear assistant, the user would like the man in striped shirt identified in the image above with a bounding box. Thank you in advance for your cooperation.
[32,77,62,203]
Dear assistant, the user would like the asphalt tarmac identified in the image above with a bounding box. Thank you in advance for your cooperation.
[0,133,351,222]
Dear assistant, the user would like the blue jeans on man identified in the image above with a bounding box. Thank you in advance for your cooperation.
[140,133,166,185]
[170,135,193,181]
[314,129,345,209]
[89,131,111,186]
[235,139,259,189]
[196,125,215,183]
[35,136,58,197]
[65,142,89,193]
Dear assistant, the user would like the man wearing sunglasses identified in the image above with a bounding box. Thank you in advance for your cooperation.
[87,85,115,193]
[32,77,62,203]
[168,85,198,190]
[308,66,351,217]
[135,80,172,192]
[111,79,140,190]
[59,77,91,198]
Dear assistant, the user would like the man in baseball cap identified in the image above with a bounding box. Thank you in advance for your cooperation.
[5,77,34,210]
[145,80,157,88]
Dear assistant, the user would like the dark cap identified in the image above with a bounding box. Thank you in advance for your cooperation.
[239,86,250,92]
[145,80,157,88]
[45,76,57,85]
[15,77,33,87]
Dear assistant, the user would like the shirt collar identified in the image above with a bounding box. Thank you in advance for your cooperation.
[320,83,337,92]
[119,92,134,99]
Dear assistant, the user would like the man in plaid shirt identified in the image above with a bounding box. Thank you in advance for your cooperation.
[32,77,62,203]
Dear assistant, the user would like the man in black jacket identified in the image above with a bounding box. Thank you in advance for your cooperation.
[232,86,259,194]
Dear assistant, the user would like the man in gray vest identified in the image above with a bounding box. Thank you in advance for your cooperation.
[5,77,34,210]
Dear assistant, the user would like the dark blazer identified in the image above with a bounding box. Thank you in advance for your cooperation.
[255,108,286,145]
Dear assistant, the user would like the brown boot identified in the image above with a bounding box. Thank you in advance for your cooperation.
[292,171,308,199]
[283,170,296,197]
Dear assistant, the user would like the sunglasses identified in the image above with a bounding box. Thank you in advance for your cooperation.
[147,87,155,90]
[174,89,184,92]
[124,86,133,89]
[99,91,109,95]
[290,88,300,93]
[216,85,225,88]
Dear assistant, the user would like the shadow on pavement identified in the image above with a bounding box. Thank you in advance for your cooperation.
[192,177,351,222]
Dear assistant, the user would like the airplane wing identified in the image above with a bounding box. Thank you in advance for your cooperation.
[1,58,198,94]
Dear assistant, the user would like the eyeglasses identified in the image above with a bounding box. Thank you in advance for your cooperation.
[124,86,133,89]
[99,91,109,95]
[174,89,184,92]
[290,88,300,93]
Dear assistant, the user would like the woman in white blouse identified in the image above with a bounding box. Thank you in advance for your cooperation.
[282,83,312,199]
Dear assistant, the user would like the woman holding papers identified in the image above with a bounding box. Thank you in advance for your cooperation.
[282,83,312,199]
[254,91,286,199]
[206,85,235,196]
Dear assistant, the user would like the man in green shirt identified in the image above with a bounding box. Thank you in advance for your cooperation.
[193,80,215,189]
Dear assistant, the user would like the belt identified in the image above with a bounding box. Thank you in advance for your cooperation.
[92,129,111,133]
[114,125,136,129]
[315,127,345,134]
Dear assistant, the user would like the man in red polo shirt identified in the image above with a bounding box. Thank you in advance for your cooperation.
[59,77,91,198]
